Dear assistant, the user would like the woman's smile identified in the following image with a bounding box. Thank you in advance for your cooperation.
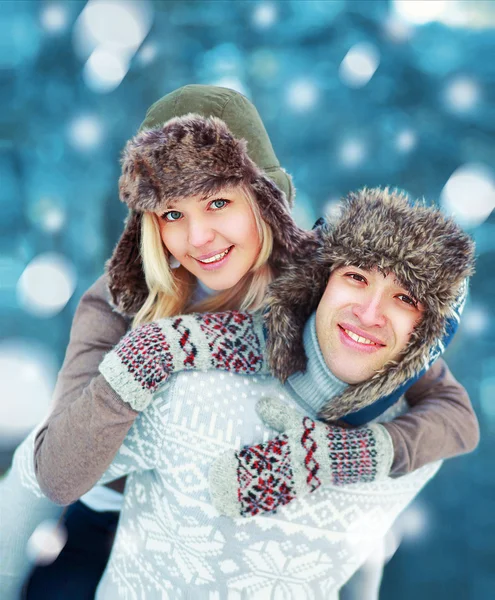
[193,246,234,270]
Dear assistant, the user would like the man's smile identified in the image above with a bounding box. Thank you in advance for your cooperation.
[339,323,386,345]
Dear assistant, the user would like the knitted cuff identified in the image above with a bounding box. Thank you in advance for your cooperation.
[325,423,394,485]
[368,423,394,480]
[286,420,394,489]
[209,449,241,518]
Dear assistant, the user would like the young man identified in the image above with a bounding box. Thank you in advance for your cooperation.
[84,187,475,598]
[210,187,477,518]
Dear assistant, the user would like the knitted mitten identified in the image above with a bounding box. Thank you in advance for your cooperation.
[99,311,266,411]
[209,397,394,518]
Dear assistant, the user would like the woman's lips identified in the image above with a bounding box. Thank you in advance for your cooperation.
[193,246,234,271]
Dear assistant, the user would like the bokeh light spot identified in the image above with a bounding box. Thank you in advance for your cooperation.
[68,115,103,150]
[396,503,429,541]
[28,197,66,234]
[17,253,77,318]
[441,163,495,228]
[396,128,417,152]
[0,341,58,446]
[339,138,367,167]
[78,0,153,51]
[137,43,157,66]
[84,47,129,93]
[27,520,68,565]
[444,76,480,113]
[287,79,319,112]
[462,305,490,335]
[252,3,277,29]
[339,42,380,88]
[393,0,449,25]
[40,4,69,33]
[383,15,414,42]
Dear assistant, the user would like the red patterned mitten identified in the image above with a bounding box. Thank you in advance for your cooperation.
[209,397,393,518]
[99,311,266,411]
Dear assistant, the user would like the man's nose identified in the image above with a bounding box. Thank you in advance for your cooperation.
[352,293,387,328]
[187,219,215,248]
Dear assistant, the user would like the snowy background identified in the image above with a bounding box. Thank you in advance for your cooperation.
[1,1,494,598]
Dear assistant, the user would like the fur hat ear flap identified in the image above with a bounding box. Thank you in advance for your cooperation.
[106,210,149,316]
[265,248,329,382]
[250,177,317,269]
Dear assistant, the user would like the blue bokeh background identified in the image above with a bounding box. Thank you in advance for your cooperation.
[1,1,494,598]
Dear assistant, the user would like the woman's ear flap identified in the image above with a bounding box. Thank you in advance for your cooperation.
[106,211,148,317]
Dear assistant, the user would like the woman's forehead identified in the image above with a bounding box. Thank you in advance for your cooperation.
[163,187,246,210]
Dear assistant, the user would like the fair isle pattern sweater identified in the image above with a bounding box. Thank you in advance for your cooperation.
[96,316,440,600]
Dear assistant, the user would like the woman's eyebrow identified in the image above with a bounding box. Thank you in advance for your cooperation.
[163,200,178,209]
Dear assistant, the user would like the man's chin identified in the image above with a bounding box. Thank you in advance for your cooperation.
[329,361,379,386]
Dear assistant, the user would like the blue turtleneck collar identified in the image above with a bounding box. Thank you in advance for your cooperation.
[285,312,348,416]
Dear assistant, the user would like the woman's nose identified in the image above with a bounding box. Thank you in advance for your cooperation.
[187,219,215,248]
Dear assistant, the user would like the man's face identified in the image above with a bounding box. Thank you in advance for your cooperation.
[315,266,425,384]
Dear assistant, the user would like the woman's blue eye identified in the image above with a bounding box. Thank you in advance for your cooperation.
[164,211,182,222]
[210,199,228,210]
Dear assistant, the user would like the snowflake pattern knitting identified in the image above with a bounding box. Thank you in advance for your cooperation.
[237,434,297,517]
[96,374,441,600]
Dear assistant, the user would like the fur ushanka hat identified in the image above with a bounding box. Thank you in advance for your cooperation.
[107,85,311,317]
[265,187,476,422]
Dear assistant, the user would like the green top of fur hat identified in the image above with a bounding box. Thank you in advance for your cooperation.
[138,85,294,205]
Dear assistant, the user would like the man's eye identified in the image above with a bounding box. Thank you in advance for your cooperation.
[162,210,182,222]
[210,199,229,210]
[398,294,417,308]
[346,273,367,283]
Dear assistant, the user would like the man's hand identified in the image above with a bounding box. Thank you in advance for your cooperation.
[209,397,394,518]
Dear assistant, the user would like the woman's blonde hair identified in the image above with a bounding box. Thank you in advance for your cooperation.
[133,185,274,327]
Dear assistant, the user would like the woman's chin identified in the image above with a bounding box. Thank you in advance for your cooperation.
[196,273,242,292]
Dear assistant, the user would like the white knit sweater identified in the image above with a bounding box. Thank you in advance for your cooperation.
[96,317,440,599]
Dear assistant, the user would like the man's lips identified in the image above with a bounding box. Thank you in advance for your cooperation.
[338,323,387,346]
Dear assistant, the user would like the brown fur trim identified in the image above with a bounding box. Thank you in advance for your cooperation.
[106,211,148,316]
[264,187,475,420]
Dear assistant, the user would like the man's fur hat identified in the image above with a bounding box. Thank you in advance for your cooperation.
[107,86,311,317]
[265,187,475,421]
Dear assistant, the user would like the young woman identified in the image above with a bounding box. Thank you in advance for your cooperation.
[1,84,303,600]
[0,86,476,599]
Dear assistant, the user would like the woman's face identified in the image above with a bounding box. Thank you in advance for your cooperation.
[156,188,262,290]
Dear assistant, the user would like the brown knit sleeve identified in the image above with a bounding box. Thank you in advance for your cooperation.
[34,275,139,505]
[382,358,479,477]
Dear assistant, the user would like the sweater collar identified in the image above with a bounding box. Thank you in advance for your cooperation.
[285,312,348,415]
